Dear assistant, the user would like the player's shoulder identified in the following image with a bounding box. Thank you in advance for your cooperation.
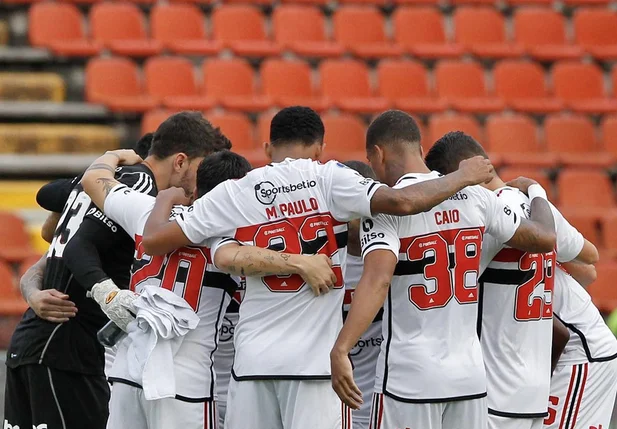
[114,164,156,195]
[170,204,190,220]
[494,186,528,204]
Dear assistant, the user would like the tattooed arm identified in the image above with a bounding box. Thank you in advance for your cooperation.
[330,249,396,409]
[214,243,337,296]
[82,150,143,209]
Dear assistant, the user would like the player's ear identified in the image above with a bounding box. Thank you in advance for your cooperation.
[263,141,273,160]
[173,153,189,172]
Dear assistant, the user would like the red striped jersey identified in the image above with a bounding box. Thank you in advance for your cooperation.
[478,187,584,417]
[103,185,239,401]
[176,158,384,379]
[360,172,520,402]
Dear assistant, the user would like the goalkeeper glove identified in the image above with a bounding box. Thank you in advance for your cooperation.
[90,279,138,332]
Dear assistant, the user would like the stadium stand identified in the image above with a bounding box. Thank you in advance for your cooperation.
[0,0,617,322]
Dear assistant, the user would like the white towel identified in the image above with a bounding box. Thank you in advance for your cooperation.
[124,286,200,400]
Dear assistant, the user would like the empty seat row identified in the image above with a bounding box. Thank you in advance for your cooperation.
[141,109,617,168]
[29,3,617,61]
[9,0,617,7]
[87,56,617,115]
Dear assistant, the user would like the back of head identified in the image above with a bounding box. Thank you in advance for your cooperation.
[425,131,488,175]
[134,133,153,159]
[342,160,377,180]
[366,110,422,154]
[149,111,223,160]
[270,106,324,147]
[196,150,252,197]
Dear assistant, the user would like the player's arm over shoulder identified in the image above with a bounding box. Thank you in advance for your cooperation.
[478,186,556,253]
[549,202,599,264]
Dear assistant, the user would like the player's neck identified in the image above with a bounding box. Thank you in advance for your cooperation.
[142,157,171,191]
[269,143,320,163]
[386,156,431,187]
[483,175,507,192]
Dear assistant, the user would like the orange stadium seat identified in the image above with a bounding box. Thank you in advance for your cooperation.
[513,8,583,61]
[0,260,27,316]
[257,111,276,145]
[280,0,329,7]
[86,57,157,112]
[574,9,617,60]
[209,113,256,151]
[150,4,221,55]
[333,6,403,59]
[428,113,482,145]
[498,167,554,200]
[485,114,556,167]
[588,263,617,312]
[0,213,37,264]
[392,7,464,59]
[493,60,563,113]
[90,3,162,57]
[261,59,328,111]
[319,59,389,114]
[602,212,617,255]
[377,59,447,113]
[559,209,600,244]
[557,169,614,216]
[602,115,617,157]
[211,5,280,57]
[454,7,524,59]
[552,62,617,114]
[322,114,367,161]
[143,56,214,111]
[272,6,344,58]
[545,114,610,167]
[29,3,102,57]
[203,58,271,112]
[435,60,504,113]
[142,109,172,134]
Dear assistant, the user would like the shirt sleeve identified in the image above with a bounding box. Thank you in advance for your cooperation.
[36,175,81,213]
[360,215,400,260]
[479,188,522,244]
[550,202,584,263]
[175,184,236,244]
[103,184,155,239]
[206,237,240,270]
[325,161,385,222]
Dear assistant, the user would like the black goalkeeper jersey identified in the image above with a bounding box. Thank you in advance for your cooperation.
[7,165,157,375]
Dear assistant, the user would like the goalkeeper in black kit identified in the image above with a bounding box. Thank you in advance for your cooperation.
[3,112,229,429]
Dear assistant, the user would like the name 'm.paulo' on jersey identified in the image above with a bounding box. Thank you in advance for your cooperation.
[360,171,522,402]
[478,187,584,417]
[102,184,240,401]
[6,165,156,376]
[175,158,385,379]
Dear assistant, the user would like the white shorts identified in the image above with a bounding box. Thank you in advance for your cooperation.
[545,360,617,429]
[489,414,544,429]
[369,393,488,429]
[107,383,218,429]
[224,378,351,429]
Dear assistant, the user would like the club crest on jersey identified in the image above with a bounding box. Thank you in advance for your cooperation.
[254,180,317,205]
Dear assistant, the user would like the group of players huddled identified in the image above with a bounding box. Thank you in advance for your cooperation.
[3,106,616,429]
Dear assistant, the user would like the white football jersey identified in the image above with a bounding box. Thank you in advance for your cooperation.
[103,185,239,400]
[344,254,382,427]
[553,267,617,365]
[478,187,584,416]
[361,171,521,402]
[176,158,384,378]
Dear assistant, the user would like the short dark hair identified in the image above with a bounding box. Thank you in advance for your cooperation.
[213,127,233,151]
[150,111,220,160]
[134,133,153,159]
[366,110,422,151]
[196,150,252,198]
[425,131,488,175]
[343,160,376,180]
[270,106,324,146]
